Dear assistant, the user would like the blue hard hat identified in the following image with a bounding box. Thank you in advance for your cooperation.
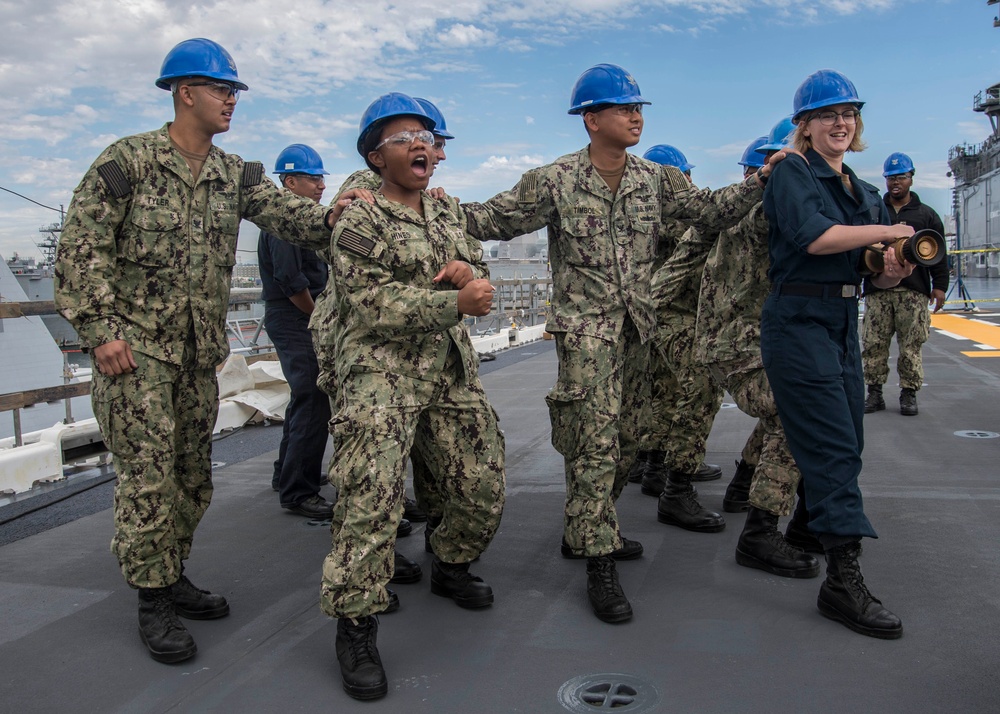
[155,38,248,91]
[273,144,328,175]
[568,63,650,115]
[792,69,864,121]
[414,98,455,140]
[356,92,435,157]
[739,136,769,168]
[883,152,915,177]
[757,116,796,153]
[642,144,694,172]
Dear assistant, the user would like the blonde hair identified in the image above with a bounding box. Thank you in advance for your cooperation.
[793,111,866,154]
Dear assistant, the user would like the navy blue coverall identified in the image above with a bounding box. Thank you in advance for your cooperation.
[258,230,331,509]
[761,148,890,542]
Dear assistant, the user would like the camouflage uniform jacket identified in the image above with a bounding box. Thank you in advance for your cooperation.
[651,225,714,336]
[653,217,689,272]
[464,147,762,343]
[307,170,380,338]
[55,124,331,369]
[693,203,770,364]
[330,191,489,385]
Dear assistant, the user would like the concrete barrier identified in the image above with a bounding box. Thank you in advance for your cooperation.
[471,324,546,355]
[0,441,63,494]
[37,419,107,464]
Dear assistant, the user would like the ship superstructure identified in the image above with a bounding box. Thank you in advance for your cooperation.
[947,6,1000,277]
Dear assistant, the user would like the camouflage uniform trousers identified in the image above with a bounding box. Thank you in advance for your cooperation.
[861,287,931,391]
[634,254,669,454]
[91,349,218,589]
[741,419,765,469]
[310,329,444,533]
[647,320,723,474]
[709,356,800,516]
[547,317,650,557]
[320,359,505,619]
[311,330,344,535]
[636,343,660,453]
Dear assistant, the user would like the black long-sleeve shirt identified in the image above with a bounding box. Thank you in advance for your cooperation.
[257,230,328,304]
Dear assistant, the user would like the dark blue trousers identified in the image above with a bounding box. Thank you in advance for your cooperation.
[264,303,331,508]
[761,293,877,540]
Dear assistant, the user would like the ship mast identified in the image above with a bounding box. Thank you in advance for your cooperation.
[34,206,63,269]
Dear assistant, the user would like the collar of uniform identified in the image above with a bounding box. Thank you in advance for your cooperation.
[882,190,922,209]
[576,147,610,199]
[155,123,228,187]
[616,153,646,198]
[577,146,642,199]
[805,147,878,207]
[371,190,443,224]
[804,148,840,178]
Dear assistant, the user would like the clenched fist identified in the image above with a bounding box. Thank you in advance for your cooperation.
[457,279,495,317]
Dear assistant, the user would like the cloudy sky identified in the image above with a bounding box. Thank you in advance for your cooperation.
[0,0,994,264]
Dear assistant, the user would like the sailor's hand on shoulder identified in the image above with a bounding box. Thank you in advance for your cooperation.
[759,149,799,180]
[326,188,376,229]
[426,186,451,201]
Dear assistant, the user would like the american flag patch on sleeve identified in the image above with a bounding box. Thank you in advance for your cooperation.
[516,173,537,204]
[337,228,376,257]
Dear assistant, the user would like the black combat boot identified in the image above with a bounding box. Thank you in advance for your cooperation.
[627,451,650,484]
[390,550,422,584]
[735,507,820,578]
[784,494,823,554]
[430,558,493,608]
[640,451,668,496]
[657,472,726,532]
[864,384,885,413]
[691,461,723,482]
[402,496,427,522]
[171,574,230,619]
[561,536,644,560]
[384,589,400,614]
[586,555,633,623]
[137,587,197,664]
[336,615,388,700]
[818,542,902,639]
[722,459,755,513]
[396,517,412,538]
[899,388,918,416]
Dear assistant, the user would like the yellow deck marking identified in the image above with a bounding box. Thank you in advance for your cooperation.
[931,314,1000,357]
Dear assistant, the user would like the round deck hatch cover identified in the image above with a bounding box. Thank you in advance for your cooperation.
[558,673,660,713]
[954,430,999,439]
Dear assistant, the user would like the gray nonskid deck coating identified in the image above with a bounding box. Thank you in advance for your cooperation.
[2,326,999,713]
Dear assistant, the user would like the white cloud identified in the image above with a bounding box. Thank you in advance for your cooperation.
[438,23,497,48]
[480,155,546,171]
[0,0,905,257]
[957,121,991,143]
[915,160,956,191]
[431,153,546,196]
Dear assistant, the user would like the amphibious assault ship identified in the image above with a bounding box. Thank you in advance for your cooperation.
[948,5,1000,279]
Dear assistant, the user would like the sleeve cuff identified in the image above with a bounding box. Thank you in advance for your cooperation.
[280,275,310,298]
[78,317,127,350]
[792,213,837,252]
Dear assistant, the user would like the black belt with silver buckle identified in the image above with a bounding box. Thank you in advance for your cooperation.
[776,283,859,298]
